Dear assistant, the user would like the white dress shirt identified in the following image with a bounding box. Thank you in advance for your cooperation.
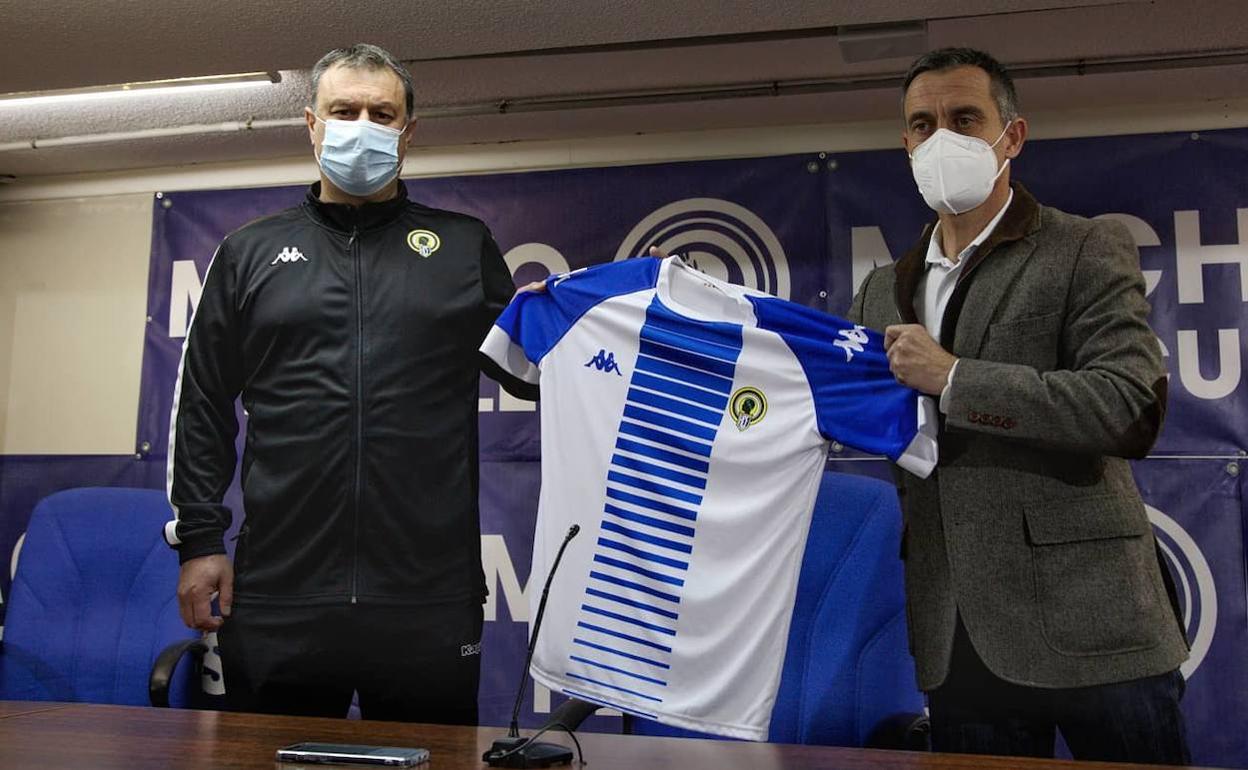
[916,189,1013,412]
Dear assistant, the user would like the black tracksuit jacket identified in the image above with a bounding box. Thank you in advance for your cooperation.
[165,182,528,606]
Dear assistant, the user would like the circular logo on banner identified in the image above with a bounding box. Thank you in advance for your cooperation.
[1148,504,1217,679]
[614,198,791,300]
[729,387,767,432]
[407,229,441,257]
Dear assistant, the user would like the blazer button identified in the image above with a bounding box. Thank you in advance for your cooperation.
[991,415,1004,427]
[1003,417,1017,429]
[968,410,980,423]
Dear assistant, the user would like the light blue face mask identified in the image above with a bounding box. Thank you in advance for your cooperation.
[315,117,403,197]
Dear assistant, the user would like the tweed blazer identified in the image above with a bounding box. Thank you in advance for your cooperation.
[848,182,1188,691]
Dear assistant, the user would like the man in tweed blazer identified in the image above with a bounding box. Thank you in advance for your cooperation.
[848,48,1190,764]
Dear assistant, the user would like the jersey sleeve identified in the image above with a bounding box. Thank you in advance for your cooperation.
[480,257,661,384]
[750,296,938,478]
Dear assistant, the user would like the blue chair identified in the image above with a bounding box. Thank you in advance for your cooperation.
[0,487,207,707]
[547,470,927,748]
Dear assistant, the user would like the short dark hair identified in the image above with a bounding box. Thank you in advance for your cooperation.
[902,47,1019,123]
[311,43,415,121]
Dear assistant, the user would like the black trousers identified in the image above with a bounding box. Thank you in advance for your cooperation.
[218,601,483,724]
[928,619,1190,765]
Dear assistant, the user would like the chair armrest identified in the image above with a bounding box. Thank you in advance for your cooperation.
[149,638,208,707]
[865,712,930,751]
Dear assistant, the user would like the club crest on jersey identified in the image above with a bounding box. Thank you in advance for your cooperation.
[585,349,623,376]
[729,386,767,431]
[407,229,441,257]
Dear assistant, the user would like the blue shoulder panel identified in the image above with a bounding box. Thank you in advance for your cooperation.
[749,296,919,460]
[495,257,661,365]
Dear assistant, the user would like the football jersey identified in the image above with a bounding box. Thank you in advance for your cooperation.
[481,256,936,740]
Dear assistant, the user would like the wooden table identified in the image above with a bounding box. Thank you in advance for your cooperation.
[0,702,1220,769]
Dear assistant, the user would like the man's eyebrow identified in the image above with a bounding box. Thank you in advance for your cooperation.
[905,109,936,125]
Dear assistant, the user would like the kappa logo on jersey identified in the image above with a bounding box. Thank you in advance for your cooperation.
[833,324,869,362]
[407,229,441,257]
[730,386,767,431]
[585,349,623,376]
[270,246,307,265]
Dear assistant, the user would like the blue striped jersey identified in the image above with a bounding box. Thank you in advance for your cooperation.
[481,256,936,740]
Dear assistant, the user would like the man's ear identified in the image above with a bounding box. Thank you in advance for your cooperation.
[305,107,318,147]
[402,117,418,146]
[1004,116,1028,159]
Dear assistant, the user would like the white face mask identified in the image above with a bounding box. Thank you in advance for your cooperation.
[909,123,1012,215]
[315,117,404,197]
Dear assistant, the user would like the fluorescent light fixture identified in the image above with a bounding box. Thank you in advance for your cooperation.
[0,72,280,106]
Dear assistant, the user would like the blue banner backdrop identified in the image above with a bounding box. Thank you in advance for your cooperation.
[0,128,1242,767]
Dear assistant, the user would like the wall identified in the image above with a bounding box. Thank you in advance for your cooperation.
[1,97,1245,452]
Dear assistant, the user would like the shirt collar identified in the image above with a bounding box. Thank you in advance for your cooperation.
[926,188,1015,269]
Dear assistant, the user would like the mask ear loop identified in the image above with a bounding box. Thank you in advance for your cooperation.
[987,119,1015,182]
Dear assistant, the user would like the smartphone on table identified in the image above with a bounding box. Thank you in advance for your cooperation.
[275,742,429,766]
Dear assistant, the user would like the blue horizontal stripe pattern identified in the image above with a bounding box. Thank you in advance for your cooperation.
[639,323,741,365]
[564,673,664,703]
[573,637,671,669]
[622,405,718,441]
[639,339,736,379]
[598,538,690,570]
[610,454,707,490]
[582,604,678,635]
[626,387,722,426]
[607,470,703,505]
[564,296,745,716]
[602,505,696,538]
[577,621,673,653]
[635,355,733,395]
[614,438,709,473]
[593,555,685,586]
[600,521,692,555]
[605,488,698,521]
[631,372,728,411]
[588,569,681,603]
[618,421,713,457]
[570,656,669,686]
[585,587,681,620]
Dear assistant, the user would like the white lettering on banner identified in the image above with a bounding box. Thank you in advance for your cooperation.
[850,226,896,296]
[168,260,204,338]
[1175,209,1248,304]
[480,534,531,622]
[1177,329,1242,400]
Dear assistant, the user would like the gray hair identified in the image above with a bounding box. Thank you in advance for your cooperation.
[902,47,1019,124]
[311,43,415,120]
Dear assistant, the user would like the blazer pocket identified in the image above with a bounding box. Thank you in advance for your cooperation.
[1024,495,1165,656]
[987,311,1062,341]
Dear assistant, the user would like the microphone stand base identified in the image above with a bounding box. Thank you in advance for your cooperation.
[483,736,574,768]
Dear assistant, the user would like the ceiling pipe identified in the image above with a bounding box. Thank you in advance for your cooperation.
[2,48,1247,154]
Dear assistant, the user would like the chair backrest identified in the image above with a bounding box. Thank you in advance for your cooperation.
[629,470,923,745]
[0,487,199,706]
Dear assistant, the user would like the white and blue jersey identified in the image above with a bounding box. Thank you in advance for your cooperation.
[481,256,936,740]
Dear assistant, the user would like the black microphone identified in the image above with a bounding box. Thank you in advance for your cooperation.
[484,524,580,768]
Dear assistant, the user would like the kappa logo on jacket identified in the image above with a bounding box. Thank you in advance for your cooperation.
[270,246,307,265]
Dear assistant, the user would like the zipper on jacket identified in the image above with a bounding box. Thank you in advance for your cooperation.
[350,225,362,605]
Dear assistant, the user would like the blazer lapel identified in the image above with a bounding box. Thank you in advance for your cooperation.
[938,183,1043,355]
[893,223,932,325]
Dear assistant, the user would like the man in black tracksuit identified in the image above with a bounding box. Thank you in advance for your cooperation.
[165,44,532,722]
